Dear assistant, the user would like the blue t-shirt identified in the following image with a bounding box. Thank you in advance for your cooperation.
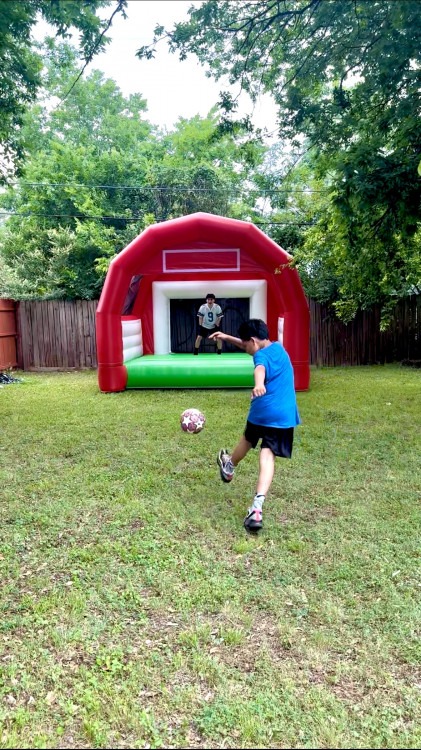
[248,342,300,428]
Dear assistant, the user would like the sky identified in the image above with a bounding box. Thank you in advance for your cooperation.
[82,0,279,134]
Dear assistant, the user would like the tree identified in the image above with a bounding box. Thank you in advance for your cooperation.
[0,44,154,298]
[139,0,421,320]
[144,112,265,223]
[0,0,126,180]
[0,44,267,299]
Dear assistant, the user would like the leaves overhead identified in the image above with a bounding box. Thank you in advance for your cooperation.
[0,44,267,300]
[138,0,421,319]
[0,0,127,180]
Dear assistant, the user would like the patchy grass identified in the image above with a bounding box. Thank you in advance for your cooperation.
[0,365,420,748]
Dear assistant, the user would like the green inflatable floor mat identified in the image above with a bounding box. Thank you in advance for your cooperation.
[125,353,254,389]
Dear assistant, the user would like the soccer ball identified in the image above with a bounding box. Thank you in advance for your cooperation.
[180,408,206,434]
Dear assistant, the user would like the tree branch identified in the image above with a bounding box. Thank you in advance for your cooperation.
[58,0,126,105]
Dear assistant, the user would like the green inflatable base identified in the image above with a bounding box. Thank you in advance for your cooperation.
[125,353,254,389]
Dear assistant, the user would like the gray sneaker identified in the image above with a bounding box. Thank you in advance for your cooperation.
[217,449,234,483]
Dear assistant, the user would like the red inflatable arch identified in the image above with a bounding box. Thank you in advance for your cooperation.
[96,212,310,391]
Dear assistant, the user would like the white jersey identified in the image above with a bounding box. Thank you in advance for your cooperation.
[198,303,223,329]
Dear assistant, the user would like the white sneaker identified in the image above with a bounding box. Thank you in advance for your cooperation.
[217,449,234,483]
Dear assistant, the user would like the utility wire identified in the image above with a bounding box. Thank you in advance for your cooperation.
[6,180,327,193]
[0,210,314,226]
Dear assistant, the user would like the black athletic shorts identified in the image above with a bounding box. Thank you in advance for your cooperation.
[197,325,219,338]
[244,421,294,458]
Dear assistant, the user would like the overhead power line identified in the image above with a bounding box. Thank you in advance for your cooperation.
[0,210,314,226]
[6,180,328,194]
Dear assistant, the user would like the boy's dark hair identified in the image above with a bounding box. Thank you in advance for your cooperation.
[237,319,269,341]
[206,293,215,300]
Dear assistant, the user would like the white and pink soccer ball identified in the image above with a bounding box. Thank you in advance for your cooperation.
[180,408,206,434]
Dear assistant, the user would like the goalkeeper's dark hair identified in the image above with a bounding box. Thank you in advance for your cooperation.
[237,319,269,341]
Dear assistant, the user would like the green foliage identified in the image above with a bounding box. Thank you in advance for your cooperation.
[0,44,268,299]
[141,0,421,319]
[0,0,127,180]
[300,148,421,323]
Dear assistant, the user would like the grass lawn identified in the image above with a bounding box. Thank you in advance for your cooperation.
[0,365,420,749]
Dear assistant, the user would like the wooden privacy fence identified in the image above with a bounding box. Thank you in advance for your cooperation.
[9,295,421,371]
[309,296,420,366]
[0,299,18,369]
[17,300,97,370]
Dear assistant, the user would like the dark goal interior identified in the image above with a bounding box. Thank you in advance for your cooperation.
[170,298,250,353]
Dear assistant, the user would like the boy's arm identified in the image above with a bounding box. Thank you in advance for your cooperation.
[208,331,246,350]
[252,364,266,398]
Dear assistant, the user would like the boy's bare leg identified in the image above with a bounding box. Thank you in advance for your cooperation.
[231,436,253,466]
[244,446,273,532]
[256,447,275,497]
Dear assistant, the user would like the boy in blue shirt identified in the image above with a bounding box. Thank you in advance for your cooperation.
[209,319,300,532]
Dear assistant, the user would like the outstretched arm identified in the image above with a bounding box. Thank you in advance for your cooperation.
[208,331,246,350]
